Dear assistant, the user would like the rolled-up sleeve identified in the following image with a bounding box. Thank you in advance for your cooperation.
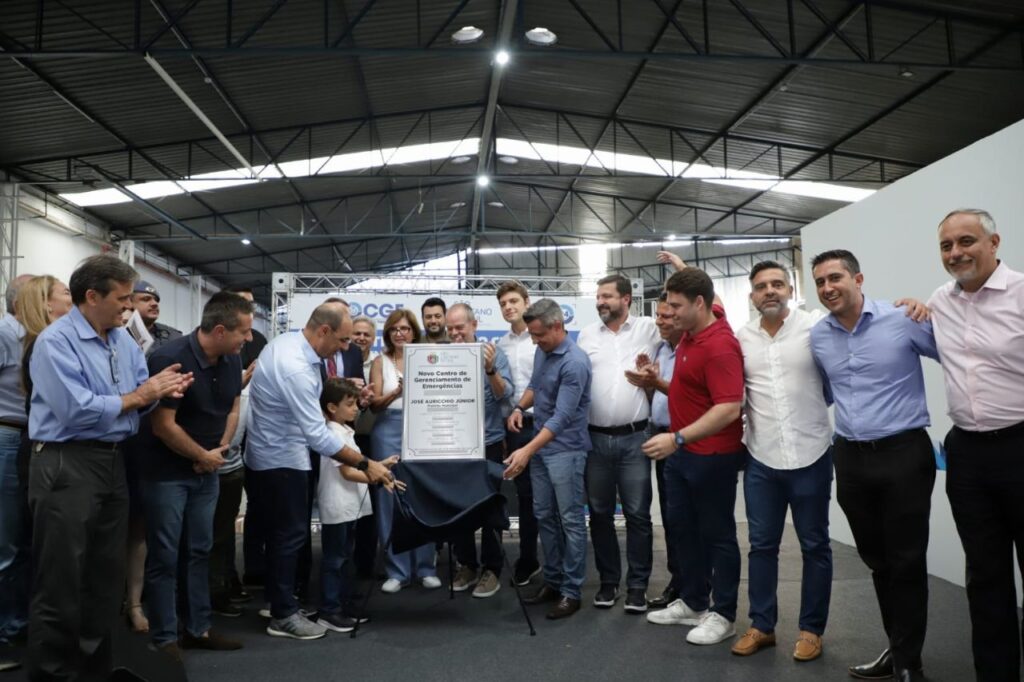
[542,358,588,437]
[31,334,122,432]
[279,368,344,457]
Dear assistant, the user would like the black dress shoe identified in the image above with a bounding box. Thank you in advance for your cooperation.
[523,584,561,605]
[647,586,679,609]
[546,597,581,620]
[893,668,925,682]
[849,649,893,679]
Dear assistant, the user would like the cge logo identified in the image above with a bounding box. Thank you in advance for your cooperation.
[560,304,575,325]
[349,302,404,318]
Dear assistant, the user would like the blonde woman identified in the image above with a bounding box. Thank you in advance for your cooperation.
[368,309,439,593]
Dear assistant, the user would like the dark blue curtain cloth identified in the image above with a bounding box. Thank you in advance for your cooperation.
[389,460,509,554]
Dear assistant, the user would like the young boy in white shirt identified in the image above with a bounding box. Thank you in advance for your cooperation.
[317,378,401,632]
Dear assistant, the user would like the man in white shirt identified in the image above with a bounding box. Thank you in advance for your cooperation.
[731,261,834,662]
[577,274,660,613]
[495,281,541,586]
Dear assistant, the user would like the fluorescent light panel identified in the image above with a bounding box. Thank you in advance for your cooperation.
[60,136,874,207]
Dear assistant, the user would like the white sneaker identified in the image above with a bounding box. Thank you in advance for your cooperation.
[686,611,736,645]
[421,576,442,589]
[645,599,707,626]
[381,578,403,594]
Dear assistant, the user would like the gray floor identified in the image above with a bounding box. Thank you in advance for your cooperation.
[170,523,974,682]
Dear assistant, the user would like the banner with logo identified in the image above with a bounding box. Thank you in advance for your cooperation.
[287,291,601,350]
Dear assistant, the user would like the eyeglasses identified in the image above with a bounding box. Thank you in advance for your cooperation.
[389,326,413,335]
[109,346,120,387]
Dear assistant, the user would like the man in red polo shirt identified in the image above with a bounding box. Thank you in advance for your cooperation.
[642,267,745,646]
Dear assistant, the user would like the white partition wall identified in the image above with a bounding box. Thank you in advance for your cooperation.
[800,118,1024,587]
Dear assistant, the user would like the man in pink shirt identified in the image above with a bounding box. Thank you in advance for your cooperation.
[927,208,1024,682]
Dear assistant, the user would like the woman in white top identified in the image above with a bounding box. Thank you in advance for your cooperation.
[368,309,439,593]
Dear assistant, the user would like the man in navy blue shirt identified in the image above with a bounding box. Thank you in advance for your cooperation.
[809,250,938,682]
[26,255,192,681]
[140,292,255,660]
[504,298,592,620]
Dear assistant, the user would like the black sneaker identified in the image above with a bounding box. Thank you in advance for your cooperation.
[343,605,371,624]
[592,585,620,608]
[318,613,357,633]
[624,588,648,613]
[512,559,541,586]
[212,600,243,618]
[229,586,253,604]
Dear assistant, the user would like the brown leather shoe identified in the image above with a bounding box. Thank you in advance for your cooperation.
[793,631,822,662]
[731,628,776,656]
[523,584,561,605]
[154,642,184,664]
[546,596,581,620]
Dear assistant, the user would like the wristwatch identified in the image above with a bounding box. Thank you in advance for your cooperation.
[356,456,370,472]
[674,432,686,448]
[486,368,496,376]
[512,405,525,413]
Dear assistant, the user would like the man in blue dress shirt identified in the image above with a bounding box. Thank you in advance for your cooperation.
[504,298,592,620]
[26,255,192,681]
[245,301,392,641]
[809,250,939,682]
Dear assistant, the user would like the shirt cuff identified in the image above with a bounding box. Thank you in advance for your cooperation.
[96,395,124,433]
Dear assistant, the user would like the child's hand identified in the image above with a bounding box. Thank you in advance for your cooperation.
[381,455,400,468]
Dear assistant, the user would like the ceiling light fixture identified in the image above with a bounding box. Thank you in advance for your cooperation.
[449,201,467,209]
[498,155,519,165]
[667,234,676,240]
[241,238,252,245]
[451,26,484,44]
[525,27,558,46]
[487,201,504,208]
[899,65,915,78]
[477,175,490,187]
[450,155,473,165]
[494,50,510,66]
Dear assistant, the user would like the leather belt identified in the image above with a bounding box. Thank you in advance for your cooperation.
[835,427,924,452]
[0,419,26,431]
[38,439,120,452]
[589,419,649,436]
[953,420,1024,441]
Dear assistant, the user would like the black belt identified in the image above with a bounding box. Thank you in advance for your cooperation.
[589,419,648,436]
[0,419,26,431]
[38,439,120,452]
[835,427,924,452]
[953,420,1024,441]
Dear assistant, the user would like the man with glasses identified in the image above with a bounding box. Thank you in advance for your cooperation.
[26,255,194,680]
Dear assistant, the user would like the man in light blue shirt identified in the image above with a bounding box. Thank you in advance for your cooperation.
[446,303,514,598]
[504,298,591,620]
[26,255,192,681]
[245,301,392,641]
[808,249,938,682]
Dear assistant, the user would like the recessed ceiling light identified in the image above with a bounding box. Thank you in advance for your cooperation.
[494,50,510,66]
[477,175,490,187]
[498,155,519,165]
[241,238,251,245]
[487,201,504,208]
[450,155,473,165]
[525,27,557,46]
[451,26,484,44]
[899,66,915,78]
[449,201,467,209]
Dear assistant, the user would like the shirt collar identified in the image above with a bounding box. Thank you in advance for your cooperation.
[657,338,676,355]
[823,295,877,332]
[953,260,1008,296]
[0,314,25,339]
[69,306,103,342]
[298,331,322,367]
[547,336,573,356]
[601,314,634,333]
[188,330,214,369]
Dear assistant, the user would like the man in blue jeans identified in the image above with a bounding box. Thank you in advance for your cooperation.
[733,261,834,662]
[0,274,33,672]
[577,274,659,613]
[504,298,592,620]
[140,292,254,659]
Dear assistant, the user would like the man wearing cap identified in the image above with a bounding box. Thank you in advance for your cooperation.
[132,280,182,355]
